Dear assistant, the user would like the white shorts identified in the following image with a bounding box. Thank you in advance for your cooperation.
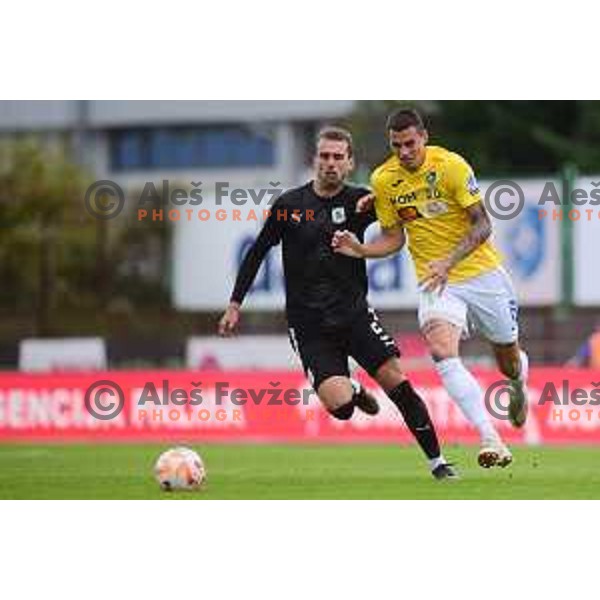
[418,267,519,344]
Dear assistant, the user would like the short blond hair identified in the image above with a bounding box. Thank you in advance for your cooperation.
[316,126,354,158]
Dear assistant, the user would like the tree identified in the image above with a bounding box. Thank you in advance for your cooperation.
[0,140,91,333]
[349,100,600,176]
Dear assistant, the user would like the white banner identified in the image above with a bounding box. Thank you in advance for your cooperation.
[573,176,600,306]
[19,338,107,372]
[186,336,301,370]
[172,181,561,312]
[481,178,561,306]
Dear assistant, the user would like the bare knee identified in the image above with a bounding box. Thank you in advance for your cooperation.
[316,376,354,414]
[422,319,461,361]
[374,357,406,391]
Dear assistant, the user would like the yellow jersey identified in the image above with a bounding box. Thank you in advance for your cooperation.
[371,146,502,284]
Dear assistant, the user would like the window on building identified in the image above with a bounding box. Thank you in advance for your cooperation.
[110,125,275,171]
[110,130,148,170]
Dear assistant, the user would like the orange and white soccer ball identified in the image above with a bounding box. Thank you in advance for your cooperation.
[154,447,206,491]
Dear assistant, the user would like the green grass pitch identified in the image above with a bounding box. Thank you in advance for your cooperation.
[1,443,600,499]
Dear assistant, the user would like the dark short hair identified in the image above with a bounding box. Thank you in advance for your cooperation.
[316,126,354,158]
[386,108,425,133]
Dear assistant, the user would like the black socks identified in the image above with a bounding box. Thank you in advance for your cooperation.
[327,380,442,463]
[330,402,355,421]
[329,384,369,421]
[387,380,441,460]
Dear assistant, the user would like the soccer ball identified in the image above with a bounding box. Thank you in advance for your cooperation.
[154,447,206,491]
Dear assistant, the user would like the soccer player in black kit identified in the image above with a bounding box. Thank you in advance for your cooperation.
[219,127,457,479]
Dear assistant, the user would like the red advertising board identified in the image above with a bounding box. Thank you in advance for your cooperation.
[0,368,599,444]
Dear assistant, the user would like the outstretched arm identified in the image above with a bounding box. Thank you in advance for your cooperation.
[421,201,492,294]
[219,214,282,336]
[446,201,492,267]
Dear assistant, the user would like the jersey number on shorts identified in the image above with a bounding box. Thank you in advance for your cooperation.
[369,309,396,348]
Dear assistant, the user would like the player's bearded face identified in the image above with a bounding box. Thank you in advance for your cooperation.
[389,127,428,171]
[314,140,353,189]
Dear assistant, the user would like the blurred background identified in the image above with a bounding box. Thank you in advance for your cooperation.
[1,100,599,373]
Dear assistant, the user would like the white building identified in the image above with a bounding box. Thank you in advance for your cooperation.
[0,100,356,190]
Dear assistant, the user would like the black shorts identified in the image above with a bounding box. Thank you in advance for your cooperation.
[288,308,401,390]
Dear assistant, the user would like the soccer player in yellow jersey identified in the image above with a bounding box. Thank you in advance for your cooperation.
[333,109,529,468]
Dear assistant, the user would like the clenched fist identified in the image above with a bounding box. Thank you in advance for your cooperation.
[331,230,364,258]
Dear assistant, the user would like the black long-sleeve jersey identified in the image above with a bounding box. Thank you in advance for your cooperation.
[230,182,376,332]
